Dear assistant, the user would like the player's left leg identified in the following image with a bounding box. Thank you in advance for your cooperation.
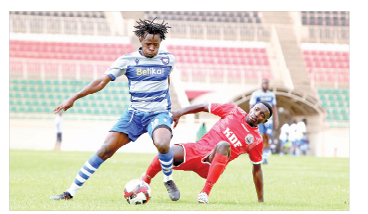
[262,133,270,164]
[142,144,184,185]
[198,141,230,203]
[262,122,273,164]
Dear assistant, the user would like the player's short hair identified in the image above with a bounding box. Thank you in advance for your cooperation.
[258,101,273,119]
[133,17,171,40]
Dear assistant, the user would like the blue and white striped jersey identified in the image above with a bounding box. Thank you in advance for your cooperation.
[104,48,175,112]
[249,89,277,107]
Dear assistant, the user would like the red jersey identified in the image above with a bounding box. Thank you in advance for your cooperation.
[198,103,264,164]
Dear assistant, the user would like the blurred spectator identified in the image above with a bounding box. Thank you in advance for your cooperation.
[270,139,278,154]
[196,123,207,142]
[288,119,298,156]
[54,111,63,150]
[249,79,279,165]
[279,119,291,156]
[297,119,309,155]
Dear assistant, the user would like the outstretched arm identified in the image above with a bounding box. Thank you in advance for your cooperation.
[54,74,112,113]
[272,105,279,129]
[252,163,264,203]
[172,103,209,128]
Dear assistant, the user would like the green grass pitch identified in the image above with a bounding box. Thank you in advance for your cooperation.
[9,150,349,211]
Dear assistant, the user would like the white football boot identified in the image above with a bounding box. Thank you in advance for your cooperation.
[197,192,209,204]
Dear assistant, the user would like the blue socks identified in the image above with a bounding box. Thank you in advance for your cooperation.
[158,148,174,182]
[66,149,174,196]
[67,154,104,196]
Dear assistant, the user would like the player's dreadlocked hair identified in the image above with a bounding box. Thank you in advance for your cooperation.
[259,101,273,119]
[133,17,171,40]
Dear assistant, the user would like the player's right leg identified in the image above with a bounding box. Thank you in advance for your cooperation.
[198,141,230,203]
[50,131,130,200]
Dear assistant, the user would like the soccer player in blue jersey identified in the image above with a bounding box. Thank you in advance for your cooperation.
[249,79,279,165]
[50,18,180,201]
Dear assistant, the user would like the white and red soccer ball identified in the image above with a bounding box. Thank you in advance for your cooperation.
[123,179,151,205]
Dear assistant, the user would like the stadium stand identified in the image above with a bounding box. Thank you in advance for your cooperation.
[144,11,263,24]
[299,42,349,127]
[166,44,272,83]
[10,11,106,18]
[9,11,349,128]
[9,40,133,61]
[302,49,349,82]
[317,88,349,127]
[9,79,130,120]
[301,11,349,26]
[9,11,350,157]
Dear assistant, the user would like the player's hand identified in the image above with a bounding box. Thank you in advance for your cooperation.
[172,111,182,129]
[274,120,279,129]
[54,97,75,114]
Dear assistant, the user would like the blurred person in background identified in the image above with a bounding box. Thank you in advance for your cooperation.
[289,119,298,156]
[54,111,63,150]
[196,123,207,142]
[279,119,291,156]
[297,119,309,155]
[270,139,278,154]
[249,79,279,165]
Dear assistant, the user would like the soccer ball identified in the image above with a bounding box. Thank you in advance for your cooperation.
[123,179,151,205]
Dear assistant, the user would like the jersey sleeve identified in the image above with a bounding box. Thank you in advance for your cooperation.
[209,103,237,118]
[248,138,263,164]
[168,54,175,75]
[104,56,129,81]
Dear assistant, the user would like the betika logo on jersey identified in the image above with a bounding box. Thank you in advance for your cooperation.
[136,67,165,76]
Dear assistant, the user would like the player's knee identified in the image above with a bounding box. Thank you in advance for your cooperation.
[97,142,119,160]
[96,144,113,160]
[216,141,231,156]
[154,141,170,154]
[152,126,172,154]
[172,144,184,166]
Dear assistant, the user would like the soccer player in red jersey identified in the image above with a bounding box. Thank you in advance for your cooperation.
[141,102,272,203]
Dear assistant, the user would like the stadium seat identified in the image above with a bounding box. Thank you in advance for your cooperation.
[326,115,333,120]
[330,102,337,107]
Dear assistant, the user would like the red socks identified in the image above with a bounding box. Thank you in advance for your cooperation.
[201,153,228,195]
[142,155,162,185]
[143,153,228,197]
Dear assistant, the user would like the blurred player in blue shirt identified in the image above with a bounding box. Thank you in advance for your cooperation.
[249,79,279,164]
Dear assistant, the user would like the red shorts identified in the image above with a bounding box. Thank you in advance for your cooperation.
[173,143,214,179]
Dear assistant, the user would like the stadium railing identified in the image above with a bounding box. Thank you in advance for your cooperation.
[10,13,349,45]
[9,15,122,37]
